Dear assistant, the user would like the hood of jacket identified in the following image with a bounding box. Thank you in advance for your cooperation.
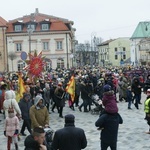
[5,90,16,100]
[34,95,43,106]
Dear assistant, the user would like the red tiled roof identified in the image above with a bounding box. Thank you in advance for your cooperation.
[6,12,71,32]
[50,21,69,31]
[0,16,7,27]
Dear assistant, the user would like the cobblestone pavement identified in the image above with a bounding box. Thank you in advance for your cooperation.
[0,93,150,150]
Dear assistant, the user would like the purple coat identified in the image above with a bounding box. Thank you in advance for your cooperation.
[102,91,118,114]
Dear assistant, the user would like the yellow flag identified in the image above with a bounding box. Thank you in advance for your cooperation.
[66,75,75,102]
[17,73,26,101]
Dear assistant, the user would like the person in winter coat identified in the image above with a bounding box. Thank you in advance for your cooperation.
[78,80,90,112]
[126,86,133,109]
[95,112,123,150]
[52,114,87,150]
[24,127,47,150]
[102,84,118,114]
[74,78,81,107]
[4,107,20,150]
[131,77,143,109]
[3,90,21,118]
[143,75,150,93]
[43,83,51,113]
[29,95,49,129]
[144,89,150,134]
[54,83,65,118]
[18,93,32,136]
[0,82,7,113]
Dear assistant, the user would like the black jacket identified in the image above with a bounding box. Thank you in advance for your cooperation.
[131,77,143,94]
[24,135,41,150]
[95,113,123,143]
[52,123,87,150]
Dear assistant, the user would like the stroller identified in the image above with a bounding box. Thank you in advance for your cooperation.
[44,127,54,150]
[90,94,104,115]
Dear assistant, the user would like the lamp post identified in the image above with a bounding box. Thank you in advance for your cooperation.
[27,25,33,54]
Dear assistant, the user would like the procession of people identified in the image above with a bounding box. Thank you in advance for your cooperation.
[0,65,150,150]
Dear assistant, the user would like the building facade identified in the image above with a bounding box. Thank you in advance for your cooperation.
[0,17,7,72]
[98,38,131,66]
[6,8,75,72]
[131,21,150,66]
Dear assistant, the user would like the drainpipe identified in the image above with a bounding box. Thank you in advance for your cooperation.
[5,35,9,72]
[2,27,6,71]
[66,33,69,69]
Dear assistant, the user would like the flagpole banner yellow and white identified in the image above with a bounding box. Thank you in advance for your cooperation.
[66,75,75,102]
[16,73,26,102]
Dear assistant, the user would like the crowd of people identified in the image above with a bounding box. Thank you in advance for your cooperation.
[0,65,150,149]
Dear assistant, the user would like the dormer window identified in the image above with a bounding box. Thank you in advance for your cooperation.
[15,25,22,32]
[27,24,36,31]
[41,24,49,31]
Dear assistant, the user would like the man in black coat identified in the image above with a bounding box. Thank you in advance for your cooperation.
[95,113,123,150]
[52,114,87,150]
[131,77,143,109]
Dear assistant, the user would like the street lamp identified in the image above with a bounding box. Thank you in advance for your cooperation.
[27,25,33,54]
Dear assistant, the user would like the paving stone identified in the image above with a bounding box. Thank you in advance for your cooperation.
[0,93,150,149]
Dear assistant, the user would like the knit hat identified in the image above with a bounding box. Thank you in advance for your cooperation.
[23,93,30,99]
[103,84,111,92]
[65,114,75,124]
[147,89,150,96]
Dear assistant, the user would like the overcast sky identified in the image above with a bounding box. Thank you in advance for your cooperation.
[1,0,150,43]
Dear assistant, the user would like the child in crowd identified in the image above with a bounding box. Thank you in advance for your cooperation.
[126,86,133,109]
[4,107,20,150]
[102,84,118,114]
[97,84,119,131]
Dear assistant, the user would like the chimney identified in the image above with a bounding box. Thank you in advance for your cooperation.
[35,8,39,14]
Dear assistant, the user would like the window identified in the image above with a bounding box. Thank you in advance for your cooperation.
[46,62,51,71]
[43,42,49,50]
[15,25,22,32]
[16,43,22,52]
[27,24,35,31]
[57,58,64,68]
[123,47,126,59]
[115,55,118,60]
[17,61,25,71]
[123,55,126,59]
[56,41,63,50]
[115,48,118,60]
[41,24,49,30]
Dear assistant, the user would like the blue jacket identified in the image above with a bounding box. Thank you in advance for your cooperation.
[95,113,123,143]
[19,99,32,120]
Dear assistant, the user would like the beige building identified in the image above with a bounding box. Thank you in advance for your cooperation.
[6,8,76,72]
[98,37,131,66]
[0,17,7,72]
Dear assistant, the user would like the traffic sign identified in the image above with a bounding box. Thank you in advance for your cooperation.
[20,51,27,60]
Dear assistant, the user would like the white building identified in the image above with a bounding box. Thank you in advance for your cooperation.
[6,8,76,71]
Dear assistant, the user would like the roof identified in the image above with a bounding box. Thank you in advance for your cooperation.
[131,21,150,39]
[6,8,73,32]
[0,16,7,27]
[98,39,115,46]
